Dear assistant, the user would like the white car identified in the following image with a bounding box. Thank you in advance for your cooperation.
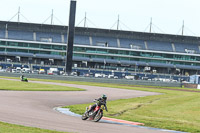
[22,68,31,73]
[108,75,114,78]
[12,69,17,73]
[95,73,103,78]
[0,69,6,72]
[125,75,134,80]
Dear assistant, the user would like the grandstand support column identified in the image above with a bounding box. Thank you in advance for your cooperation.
[5,24,8,39]
[66,0,76,74]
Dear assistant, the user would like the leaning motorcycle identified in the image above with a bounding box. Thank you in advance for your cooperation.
[21,77,28,82]
[81,102,105,122]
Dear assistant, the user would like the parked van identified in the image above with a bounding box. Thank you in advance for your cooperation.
[47,68,59,75]
[16,67,21,73]
[39,69,45,74]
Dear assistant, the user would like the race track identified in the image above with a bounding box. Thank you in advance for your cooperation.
[0,79,166,133]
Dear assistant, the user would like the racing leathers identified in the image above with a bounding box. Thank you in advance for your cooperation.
[87,97,108,113]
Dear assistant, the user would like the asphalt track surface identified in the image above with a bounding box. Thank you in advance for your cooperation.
[0,78,167,133]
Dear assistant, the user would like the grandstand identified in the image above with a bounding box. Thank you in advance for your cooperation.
[0,20,200,76]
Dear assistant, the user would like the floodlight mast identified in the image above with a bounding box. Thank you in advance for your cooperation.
[65,0,77,74]
[18,7,20,22]
[182,20,184,36]
[51,9,54,25]
[149,17,152,33]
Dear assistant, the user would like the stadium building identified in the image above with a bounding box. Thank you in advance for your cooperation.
[0,21,200,76]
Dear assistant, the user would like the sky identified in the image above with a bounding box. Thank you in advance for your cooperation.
[0,0,200,36]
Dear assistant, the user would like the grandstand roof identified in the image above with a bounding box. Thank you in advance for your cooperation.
[0,20,200,44]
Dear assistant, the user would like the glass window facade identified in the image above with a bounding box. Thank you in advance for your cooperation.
[0,40,200,67]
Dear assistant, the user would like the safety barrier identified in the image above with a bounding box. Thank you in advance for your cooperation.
[0,72,181,87]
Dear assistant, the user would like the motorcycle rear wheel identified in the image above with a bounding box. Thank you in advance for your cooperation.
[93,111,103,122]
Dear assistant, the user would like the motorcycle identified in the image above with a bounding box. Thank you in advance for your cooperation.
[21,76,28,82]
[81,101,105,122]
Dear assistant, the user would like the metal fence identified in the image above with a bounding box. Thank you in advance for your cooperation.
[0,72,182,87]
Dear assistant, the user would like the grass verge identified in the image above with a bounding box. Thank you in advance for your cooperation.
[1,76,200,132]
[0,121,67,133]
[0,78,84,91]
[1,76,198,92]
[64,87,200,133]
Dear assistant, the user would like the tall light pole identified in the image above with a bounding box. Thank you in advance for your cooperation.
[66,0,77,74]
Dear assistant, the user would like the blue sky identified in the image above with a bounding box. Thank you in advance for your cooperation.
[0,0,199,36]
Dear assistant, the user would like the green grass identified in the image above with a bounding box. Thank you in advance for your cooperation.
[24,77,200,92]
[0,78,84,91]
[0,121,67,133]
[64,87,200,133]
[1,76,197,91]
[1,76,200,132]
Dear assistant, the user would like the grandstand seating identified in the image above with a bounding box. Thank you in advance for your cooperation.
[118,60,148,66]
[174,43,199,53]
[36,32,61,43]
[92,36,117,47]
[119,38,145,49]
[147,41,173,52]
[0,51,6,55]
[35,54,63,59]
[62,33,67,43]
[74,35,90,45]
[73,56,90,61]
[148,62,174,68]
[1,28,200,72]
[1,52,34,57]
[0,29,5,38]
[1,30,199,56]
[0,63,12,69]
[137,61,147,66]
[91,58,105,63]
[8,30,33,41]
[120,60,136,65]
[13,64,22,68]
[176,64,200,70]
[1,20,200,77]
[105,59,119,64]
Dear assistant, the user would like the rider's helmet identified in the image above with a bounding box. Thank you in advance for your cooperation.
[102,94,107,100]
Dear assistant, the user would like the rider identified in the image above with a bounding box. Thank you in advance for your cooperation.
[20,74,24,80]
[87,94,108,114]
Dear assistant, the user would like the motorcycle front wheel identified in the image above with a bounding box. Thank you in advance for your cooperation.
[81,113,88,120]
[93,111,103,122]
